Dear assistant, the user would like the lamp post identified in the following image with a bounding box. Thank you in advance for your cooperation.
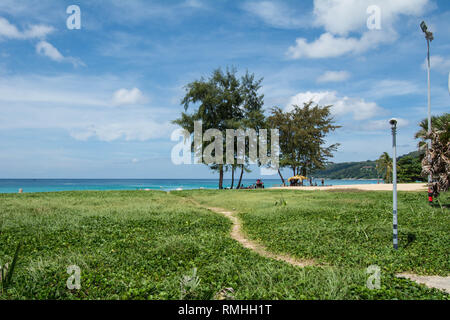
[390,118,398,250]
[420,21,434,204]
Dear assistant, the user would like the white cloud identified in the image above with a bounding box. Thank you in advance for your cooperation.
[0,17,54,39]
[184,0,204,9]
[0,74,173,142]
[112,88,148,106]
[0,19,82,67]
[0,1,63,23]
[286,91,384,121]
[0,74,108,106]
[365,118,409,130]
[260,166,278,176]
[313,0,430,36]
[70,121,171,142]
[287,30,395,59]
[422,55,450,73]
[371,79,420,97]
[287,0,430,59]
[36,41,64,61]
[104,0,207,25]
[36,41,85,67]
[317,71,350,83]
[242,1,308,28]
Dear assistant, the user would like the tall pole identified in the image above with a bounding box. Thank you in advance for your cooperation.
[427,38,431,136]
[390,119,398,250]
[421,21,434,204]
[427,37,433,204]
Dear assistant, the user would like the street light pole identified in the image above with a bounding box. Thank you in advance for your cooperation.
[390,119,398,250]
[427,37,431,136]
[426,34,433,204]
[421,21,434,204]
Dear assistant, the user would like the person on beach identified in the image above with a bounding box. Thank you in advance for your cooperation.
[321,178,324,186]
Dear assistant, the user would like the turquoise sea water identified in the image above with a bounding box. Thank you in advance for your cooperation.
[0,179,380,194]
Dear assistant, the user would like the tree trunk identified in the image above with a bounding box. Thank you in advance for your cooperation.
[237,165,245,189]
[231,167,235,189]
[302,167,307,176]
[219,165,224,189]
[278,169,285,185]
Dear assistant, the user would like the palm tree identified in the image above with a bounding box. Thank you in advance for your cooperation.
[376,152,393,183]
[415,113,450,151]
[421,128,450,198]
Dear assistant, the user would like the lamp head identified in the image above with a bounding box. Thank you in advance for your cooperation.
[389,118,398,127]
[421,21,434,41]
[420,21,428,33]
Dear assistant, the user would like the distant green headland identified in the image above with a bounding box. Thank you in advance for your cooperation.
[314,151,424,181]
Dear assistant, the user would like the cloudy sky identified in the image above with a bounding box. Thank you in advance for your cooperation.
[0,0,449,179]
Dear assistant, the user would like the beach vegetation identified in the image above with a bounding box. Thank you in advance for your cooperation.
[415,113,449,151]
[266,102,341,182]
[376,152,393,184]
[0,190,448,299]
[173,67,265,189]
[421,128,450,198]
[413,112,449,197]
[186,189,450,276]
[397,153,424,183]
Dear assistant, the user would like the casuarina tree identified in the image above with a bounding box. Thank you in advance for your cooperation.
[173,67,264,189]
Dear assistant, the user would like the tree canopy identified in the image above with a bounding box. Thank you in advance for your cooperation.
[267,102,341,180]
[421,128,450,198]
[415,113,450,151]
[414,112,449,198]
[173,68,342,189]
[376,152,393,184]
[397,154,424,183]
[173,67,265,189]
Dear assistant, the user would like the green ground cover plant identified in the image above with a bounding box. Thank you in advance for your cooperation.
[185,189,449,276]
[185,190,449,276]
[0,190,448,300]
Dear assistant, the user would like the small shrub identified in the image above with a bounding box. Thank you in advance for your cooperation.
[274,196,287,207]
[180,267,201,299]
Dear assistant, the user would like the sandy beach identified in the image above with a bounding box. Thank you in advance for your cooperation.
[271,183,427,192]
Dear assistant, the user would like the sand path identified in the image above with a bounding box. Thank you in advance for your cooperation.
[269,183,427,191]
[186,197,449,294]
[184,197,316,268]
[271,183,427,192]
[396,273,450,293]
[207,206,316,267]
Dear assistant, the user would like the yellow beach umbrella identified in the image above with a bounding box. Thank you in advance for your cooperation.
[288,175,308,181]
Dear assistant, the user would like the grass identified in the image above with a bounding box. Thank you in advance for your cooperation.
[184,189,449,276]
[0,190,448,300]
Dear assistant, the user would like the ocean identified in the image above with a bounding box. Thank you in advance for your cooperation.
[0,179,380,194]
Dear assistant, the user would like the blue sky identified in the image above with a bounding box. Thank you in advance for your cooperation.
[0,0,449,179]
